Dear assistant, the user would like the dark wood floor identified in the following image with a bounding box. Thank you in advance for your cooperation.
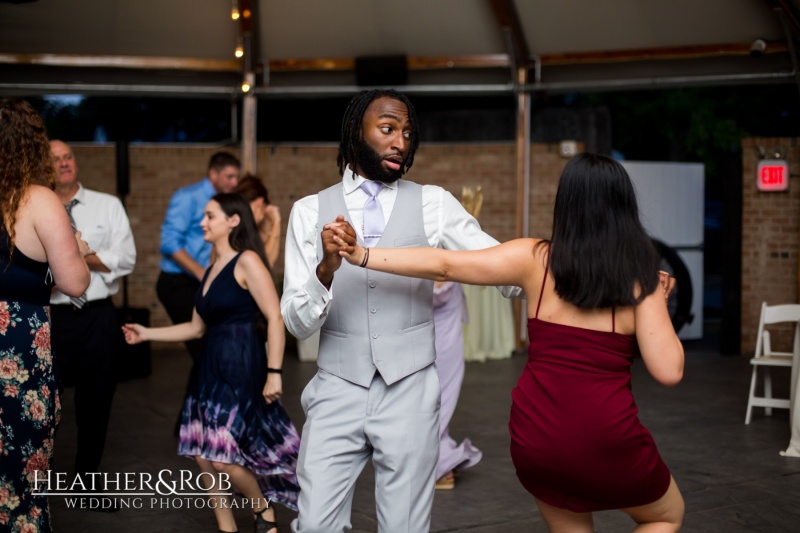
[49,336,800,532]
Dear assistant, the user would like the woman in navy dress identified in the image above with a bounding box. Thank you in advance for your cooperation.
[0,98,91,533]
[123,193,299,533]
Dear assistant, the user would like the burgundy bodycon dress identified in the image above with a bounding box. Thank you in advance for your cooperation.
[508,265,671,512]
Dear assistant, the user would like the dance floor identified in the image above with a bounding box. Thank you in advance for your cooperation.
[49,335,800,532]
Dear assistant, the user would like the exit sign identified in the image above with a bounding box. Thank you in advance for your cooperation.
[757,159,789,191]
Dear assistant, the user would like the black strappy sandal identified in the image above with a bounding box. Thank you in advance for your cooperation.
[254,509,278,533]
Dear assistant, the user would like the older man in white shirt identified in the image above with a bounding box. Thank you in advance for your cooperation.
[49,140,136,509]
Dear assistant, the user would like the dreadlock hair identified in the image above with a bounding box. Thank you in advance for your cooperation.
[336,89,420,177]
[0,98,57,259]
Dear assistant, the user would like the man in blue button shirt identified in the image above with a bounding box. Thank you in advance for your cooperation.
[156,151,239,433]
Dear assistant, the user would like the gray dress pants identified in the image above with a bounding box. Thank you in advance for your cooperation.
[292,365,440,533]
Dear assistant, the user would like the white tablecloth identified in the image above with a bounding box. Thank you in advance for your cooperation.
[462,284,516,362]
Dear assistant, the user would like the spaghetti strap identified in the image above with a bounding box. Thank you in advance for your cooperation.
[535,252,549,319]
[612,306,616,333]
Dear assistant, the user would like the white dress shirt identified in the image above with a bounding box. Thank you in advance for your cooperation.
[281,167,520,341]
[50,184,137,305]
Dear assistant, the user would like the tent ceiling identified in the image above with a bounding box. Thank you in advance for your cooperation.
[0,0,797,97]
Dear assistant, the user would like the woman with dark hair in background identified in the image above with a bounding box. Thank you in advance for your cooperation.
[332,153,685,532]
[0,98,91,532]
[234,175,282,269]
[123,193,299,533]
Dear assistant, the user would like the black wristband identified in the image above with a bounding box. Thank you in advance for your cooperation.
[359,247,370,268]
[266,367,283,374]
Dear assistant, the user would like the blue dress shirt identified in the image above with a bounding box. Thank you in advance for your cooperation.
[159,178,215,274]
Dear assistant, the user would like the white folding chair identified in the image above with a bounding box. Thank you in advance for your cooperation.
[744,302,800,424]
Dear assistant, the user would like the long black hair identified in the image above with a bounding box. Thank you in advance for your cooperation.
[212,193,272,336]
[213,193,270,271]
[543,153,660,308]
[336,89,420,176]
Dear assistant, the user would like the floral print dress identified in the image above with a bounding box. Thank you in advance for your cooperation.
[1,235,59,533]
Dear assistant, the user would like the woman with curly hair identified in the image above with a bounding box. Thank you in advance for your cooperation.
[0,98,91,532]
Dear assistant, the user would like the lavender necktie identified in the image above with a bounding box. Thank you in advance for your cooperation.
[360,181,385,248]
[65,199,88,309]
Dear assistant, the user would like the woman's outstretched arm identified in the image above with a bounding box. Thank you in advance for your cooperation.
[328,219,538,291]
[122,309,206,344]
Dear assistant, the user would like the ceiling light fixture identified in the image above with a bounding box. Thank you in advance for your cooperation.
[241,72,255,93]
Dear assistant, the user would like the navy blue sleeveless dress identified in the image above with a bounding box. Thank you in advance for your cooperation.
[177,252,300,510]
[0,233,59,532]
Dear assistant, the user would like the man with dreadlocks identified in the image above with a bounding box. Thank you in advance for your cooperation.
[281,89,518,532]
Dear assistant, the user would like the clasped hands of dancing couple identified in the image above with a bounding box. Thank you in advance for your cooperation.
[324,215,676,303]
[322,215,677,300]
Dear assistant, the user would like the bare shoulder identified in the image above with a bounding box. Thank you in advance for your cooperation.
[23,185,64,217]
[504,238,546,261]
[237,250,268,271]
[481,238,543,289]
[234,250,275,293]
[516,237,544,250]
[25,184,59,205]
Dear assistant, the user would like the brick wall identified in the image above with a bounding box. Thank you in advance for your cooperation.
[741,138,800,355]
[71,139,800,355]
[68,142,569,332]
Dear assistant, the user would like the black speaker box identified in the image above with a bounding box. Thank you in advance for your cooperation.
[355,55,408,86]
[116,306,152,381]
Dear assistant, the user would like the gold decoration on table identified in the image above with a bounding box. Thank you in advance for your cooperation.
[461,185,483,220]
[459,184,515,361]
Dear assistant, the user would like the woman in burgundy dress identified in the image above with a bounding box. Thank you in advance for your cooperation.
[331,152,685,532]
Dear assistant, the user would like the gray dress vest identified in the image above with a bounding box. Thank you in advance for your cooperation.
[316,180,435,387]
